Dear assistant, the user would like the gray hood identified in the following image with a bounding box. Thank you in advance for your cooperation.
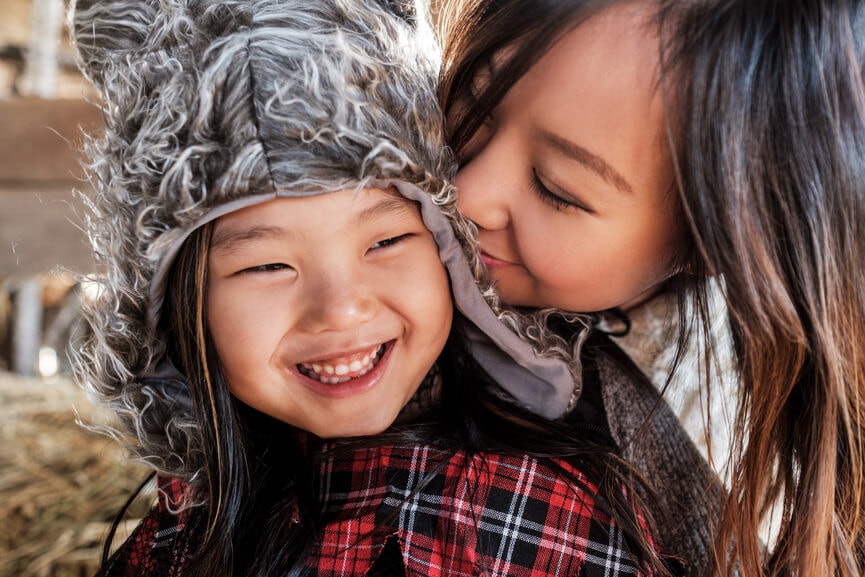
[72,0,577,477]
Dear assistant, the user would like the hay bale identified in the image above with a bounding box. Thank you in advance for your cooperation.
[0,371,152,577]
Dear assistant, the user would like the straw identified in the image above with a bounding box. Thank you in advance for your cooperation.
[0,371,152,577]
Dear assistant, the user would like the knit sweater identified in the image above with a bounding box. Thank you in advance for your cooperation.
[595,341,725,577]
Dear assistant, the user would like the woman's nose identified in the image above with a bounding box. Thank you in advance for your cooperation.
[454,137,514,232]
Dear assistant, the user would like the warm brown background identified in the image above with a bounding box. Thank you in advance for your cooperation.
[2,6,148,575]
[1,0,99,278]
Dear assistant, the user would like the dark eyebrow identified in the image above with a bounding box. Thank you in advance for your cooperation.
[538,129,634,194]
[353,191,419,225]
[210,225,290,253]
[210,191,418,252]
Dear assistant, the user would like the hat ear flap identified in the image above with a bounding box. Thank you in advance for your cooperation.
[71,0,160,88]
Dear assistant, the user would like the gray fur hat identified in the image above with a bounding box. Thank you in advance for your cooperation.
[72,0,578,476]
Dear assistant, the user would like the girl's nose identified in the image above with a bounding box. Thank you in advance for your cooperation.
[296,268,377,334]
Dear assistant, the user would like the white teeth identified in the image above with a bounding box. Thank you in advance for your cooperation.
[298,344,386,384]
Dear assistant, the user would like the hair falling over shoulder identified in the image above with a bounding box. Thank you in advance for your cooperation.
[161,226,320,575]
[440,0,865,575]
[662,1,865,575]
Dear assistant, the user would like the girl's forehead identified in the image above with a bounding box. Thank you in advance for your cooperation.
[211,187,419,234]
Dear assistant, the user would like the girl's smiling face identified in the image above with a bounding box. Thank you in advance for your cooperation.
[454,3,684,313]
[206,188,452,438]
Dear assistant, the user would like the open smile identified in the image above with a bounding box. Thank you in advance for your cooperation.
[291,340,395,399]
[297,343,387,384]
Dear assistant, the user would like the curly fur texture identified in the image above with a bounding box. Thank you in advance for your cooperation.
[71,0,589,480]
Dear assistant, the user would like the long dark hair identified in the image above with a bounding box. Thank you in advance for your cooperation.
[661,1,865,575]
[441,0,865,575]
[132,221,675,576]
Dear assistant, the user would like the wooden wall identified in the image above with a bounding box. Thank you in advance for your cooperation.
[0,98,101,277]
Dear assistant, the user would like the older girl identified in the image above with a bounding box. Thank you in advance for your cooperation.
[441,0,865,575]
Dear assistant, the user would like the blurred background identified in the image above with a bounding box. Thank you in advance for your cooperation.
[1,1,150,575]
[1,0,97,377]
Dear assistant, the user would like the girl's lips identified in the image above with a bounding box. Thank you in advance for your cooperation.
[290,340,395,399]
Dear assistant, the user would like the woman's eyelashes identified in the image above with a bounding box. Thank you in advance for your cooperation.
[530,170,594,214]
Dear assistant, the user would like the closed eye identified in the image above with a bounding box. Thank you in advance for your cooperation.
[238,262,293,274]
[369,233,415,252]
[530,170,594,214]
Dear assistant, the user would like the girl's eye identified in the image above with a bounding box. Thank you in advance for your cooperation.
[369,233,414,252]
[529,170,594,214]
[239,263,292,274]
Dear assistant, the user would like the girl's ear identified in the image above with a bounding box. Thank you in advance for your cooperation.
[71,0,160,88]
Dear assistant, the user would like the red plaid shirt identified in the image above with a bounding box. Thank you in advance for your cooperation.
[103,444,676,576]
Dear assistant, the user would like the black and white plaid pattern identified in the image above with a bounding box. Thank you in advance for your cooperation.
[312,444,653,576]
[103,446,668,576]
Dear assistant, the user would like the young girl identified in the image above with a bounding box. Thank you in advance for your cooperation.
[71,0,683,575]
[441,0,865,575]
